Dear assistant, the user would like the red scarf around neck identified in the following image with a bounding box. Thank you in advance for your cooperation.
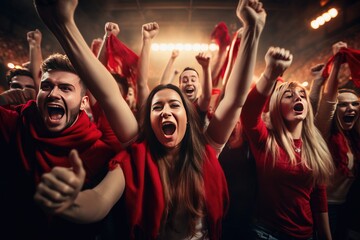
[109,141,229,239]
[16,100,115,184]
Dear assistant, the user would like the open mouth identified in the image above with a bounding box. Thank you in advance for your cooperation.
[162,122,176,135]
[185,87,195,94]
[293,103,304,112]
[47,104,65,120]
[343,115,355,123]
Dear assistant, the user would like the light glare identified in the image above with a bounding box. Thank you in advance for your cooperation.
[7,63,15,69]
[151,43,218,52]
[311,20,319,29]
[328,8,338,18]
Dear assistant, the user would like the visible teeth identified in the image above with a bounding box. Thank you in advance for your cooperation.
[48,105,64,120]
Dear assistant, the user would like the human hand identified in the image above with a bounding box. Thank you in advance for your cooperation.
[34,149,86,214]
[236,0,266,33]
[104,22,120,37]
[196,52,210,68]
[142,22,159,40]
[27,29,42,47]
[90,38,102,56]
[0,88,36,105]
[332,41,347,55]
[264,46,293,80]
[171,49,179,59]
[34,0,78,30]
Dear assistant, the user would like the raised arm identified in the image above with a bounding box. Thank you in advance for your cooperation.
[34,0,138,144]
[97,22,120,65]
[308,63,326,115]
[0,88,36,106]
[256,46,293,96]
[195,52,212,112]
[205,0,266,150]
[88,22,120,107]
[137,22,159,109]
[34,150,125,223]
[315,41,347,138]
[27,29,43,92]
[322,41,347,101]
[160,49,179,85]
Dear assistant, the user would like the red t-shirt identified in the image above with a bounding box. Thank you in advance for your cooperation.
[241,88,328,238]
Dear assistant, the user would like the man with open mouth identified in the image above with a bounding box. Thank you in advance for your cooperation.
[0,53,119,239]
[178,52,212,127]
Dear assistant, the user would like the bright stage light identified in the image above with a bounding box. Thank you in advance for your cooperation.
[311,20,319,29]
[322,12,331,22]
[151,43,219,52]
[310,7,338,30]
[328,8,338,18]
[7,63,15,69]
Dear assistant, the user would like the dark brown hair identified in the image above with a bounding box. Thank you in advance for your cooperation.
[139,84,206,236]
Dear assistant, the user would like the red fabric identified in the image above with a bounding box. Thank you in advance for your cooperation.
[109,141,229,239]
[210,22,231,49]
[228,32,241,72]
[322,48,360,87]
[91,102,123,152]
[13,100,115,184]
[210,22,232,87]
[106,34,139,89]
[329,127,360,177]
[211,88,222,96]
[241,88,328,238]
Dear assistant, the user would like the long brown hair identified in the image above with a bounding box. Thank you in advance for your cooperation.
[139,84,207,236]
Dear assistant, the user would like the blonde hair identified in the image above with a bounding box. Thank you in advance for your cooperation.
[265,81,334,185]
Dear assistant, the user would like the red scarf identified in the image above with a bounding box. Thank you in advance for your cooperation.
[322,48,360,87]
[329,124,360,177]
[109,141,229,239]
[210,22,231,87]
[106,34,139,88]
[16,101,115,184]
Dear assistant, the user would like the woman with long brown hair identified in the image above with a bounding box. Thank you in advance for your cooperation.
[33,0,266,239]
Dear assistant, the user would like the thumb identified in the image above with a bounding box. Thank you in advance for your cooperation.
[69,149,85,179]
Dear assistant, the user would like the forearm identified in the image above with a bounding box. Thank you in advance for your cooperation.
[48,20,138,143]
[314,212,332,240]
[315,99,336,139]
[309,77,325,114]
[222,25,260,108]
[206,26,261,145]
[96,35,108,66]
[60,166,125,224]
[61,189,112,223]
[160,57,176,85]
[29,44,43,92]
[198,65,212,111]
[137,38,151,108]
[322,58,341,102]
